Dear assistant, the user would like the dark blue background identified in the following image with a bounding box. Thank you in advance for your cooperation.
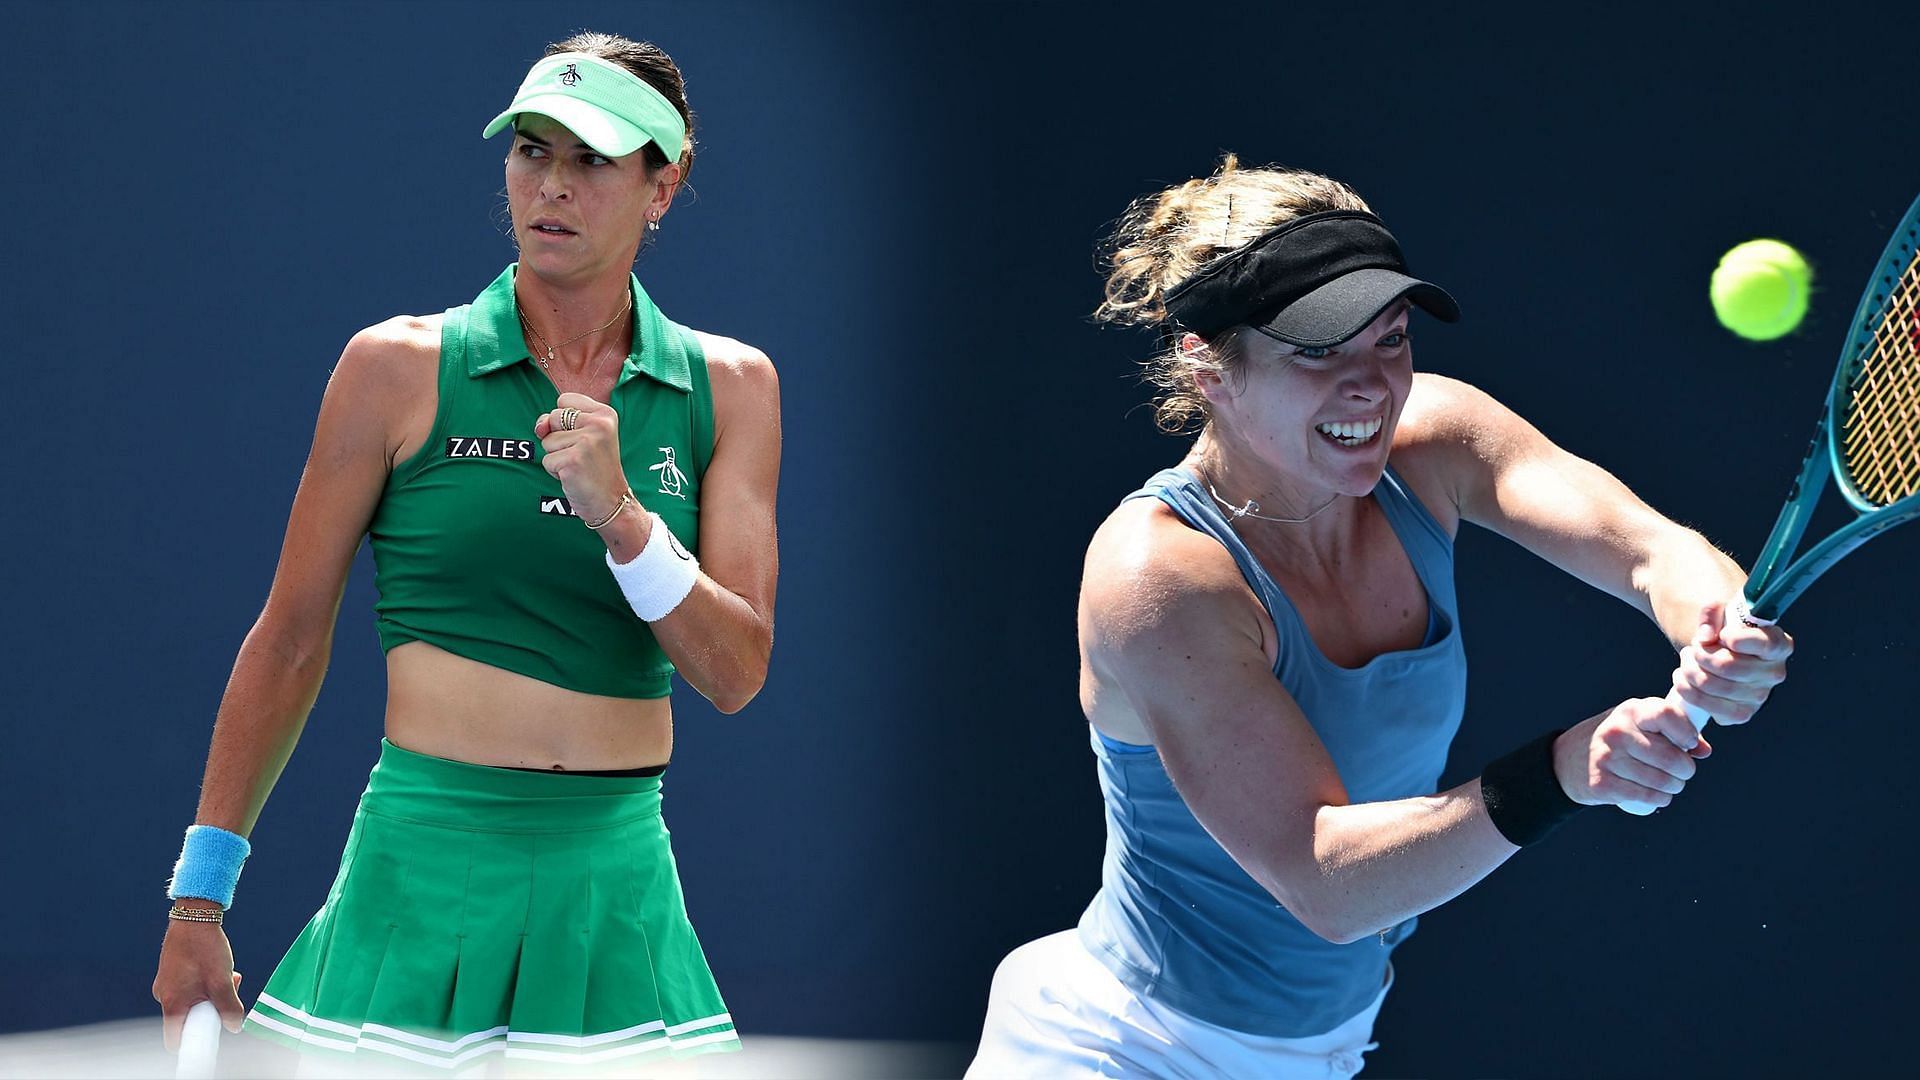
[4,1,1917,1076]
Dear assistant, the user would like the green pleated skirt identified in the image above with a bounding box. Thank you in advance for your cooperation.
[243,739,736,1072]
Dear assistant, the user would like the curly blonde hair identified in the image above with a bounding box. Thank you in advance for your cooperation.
[1097,155,1373,433]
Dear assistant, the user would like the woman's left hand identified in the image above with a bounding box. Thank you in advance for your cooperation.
[536,392,631,525]
[1671,601,1795,726]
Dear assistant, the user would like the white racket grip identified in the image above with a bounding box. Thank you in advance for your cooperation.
[1615,595,1769,816]
[177,1000,221,1079]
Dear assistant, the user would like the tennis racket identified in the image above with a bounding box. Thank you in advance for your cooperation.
[1620,191,1920,816]
[176,1001,222,1080]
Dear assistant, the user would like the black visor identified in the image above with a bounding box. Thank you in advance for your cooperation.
[1162,210,1460,347]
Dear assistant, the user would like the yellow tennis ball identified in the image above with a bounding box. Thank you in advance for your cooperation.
[1710,239,1811,341]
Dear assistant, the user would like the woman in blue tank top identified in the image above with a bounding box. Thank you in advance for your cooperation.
[967,155,1796,1078]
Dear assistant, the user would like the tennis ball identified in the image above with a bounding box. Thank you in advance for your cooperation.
[1710,239,1811,341]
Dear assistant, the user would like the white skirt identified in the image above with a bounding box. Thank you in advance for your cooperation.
[965,931,1389,1080]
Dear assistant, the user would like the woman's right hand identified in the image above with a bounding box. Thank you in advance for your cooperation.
[1553,697,1713,810]
[153,911,245,1050]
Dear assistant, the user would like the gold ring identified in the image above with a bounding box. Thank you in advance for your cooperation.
[559,408,579,431]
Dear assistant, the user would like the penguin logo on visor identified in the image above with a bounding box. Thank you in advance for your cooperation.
[559,63,582,87]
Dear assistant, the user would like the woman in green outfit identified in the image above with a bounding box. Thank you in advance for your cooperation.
[150,31,781,1071]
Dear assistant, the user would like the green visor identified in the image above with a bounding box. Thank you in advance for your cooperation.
[482,52,686,161]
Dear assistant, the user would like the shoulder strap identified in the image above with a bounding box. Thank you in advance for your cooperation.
[1127,469,1310,664]
[389,304,469,488]
[1136,471,1287,604]
[628,283,716,481]
[678,325,717,480]
[442,302,472,363]
[1371,464,1458,621]
[431,302,470,440]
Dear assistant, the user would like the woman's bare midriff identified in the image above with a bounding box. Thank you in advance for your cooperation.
[384,640,673,770]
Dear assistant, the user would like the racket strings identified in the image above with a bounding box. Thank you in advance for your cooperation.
[1843,245,1920,505]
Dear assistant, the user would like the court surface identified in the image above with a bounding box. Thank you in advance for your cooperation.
[0,1018,970,1078]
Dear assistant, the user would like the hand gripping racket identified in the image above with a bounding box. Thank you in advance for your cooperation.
[1620,192,1920,816]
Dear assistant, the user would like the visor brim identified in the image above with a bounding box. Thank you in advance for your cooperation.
[481,95,651,158]
[1256,268,1461,347]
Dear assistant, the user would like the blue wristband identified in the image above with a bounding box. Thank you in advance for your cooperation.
[167,825,251,909]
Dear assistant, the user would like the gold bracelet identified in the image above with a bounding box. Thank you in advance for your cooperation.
[168,904,225,924]
[585,490,635,531]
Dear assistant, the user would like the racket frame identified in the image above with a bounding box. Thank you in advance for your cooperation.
[1741,193,1920,622]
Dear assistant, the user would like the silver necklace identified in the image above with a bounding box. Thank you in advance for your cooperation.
[516,290,632,373]
[1205,482,1340,525]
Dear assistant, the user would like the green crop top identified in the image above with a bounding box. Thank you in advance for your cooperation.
[367,265,714,699]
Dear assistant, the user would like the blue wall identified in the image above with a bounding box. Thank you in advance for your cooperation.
[3,1,1917,1075]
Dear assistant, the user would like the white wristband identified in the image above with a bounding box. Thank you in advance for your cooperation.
[606,512,700,621]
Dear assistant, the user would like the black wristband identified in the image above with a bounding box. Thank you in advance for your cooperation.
[1480,728,1588,847]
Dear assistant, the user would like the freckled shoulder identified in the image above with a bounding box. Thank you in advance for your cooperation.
[1393,372,1480,445]
[341,313,442,384]
[689,330,774,374]
[1084,498,1266,640]
[1384,372,1494,535]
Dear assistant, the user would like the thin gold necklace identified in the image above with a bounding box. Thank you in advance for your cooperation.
[516,290,633,373]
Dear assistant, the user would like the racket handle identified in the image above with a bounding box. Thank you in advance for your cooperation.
[1671,686,1713,730]
[177,1000,222,1079]
[1616,594,1763,816]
